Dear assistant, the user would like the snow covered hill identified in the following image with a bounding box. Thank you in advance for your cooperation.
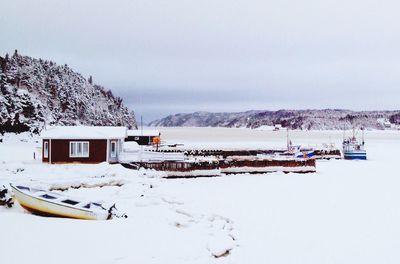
[149,109,400,130]
[0,50,137,134]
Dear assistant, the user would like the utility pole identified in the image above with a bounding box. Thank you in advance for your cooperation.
[141,115,143,136]
[286,128,290,150]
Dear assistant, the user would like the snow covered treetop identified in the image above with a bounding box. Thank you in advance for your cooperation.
[0,52,137,134]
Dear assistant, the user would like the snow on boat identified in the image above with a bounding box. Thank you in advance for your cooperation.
[310,143,342,160]
[282,129,315,159]
[342,128,367,160]
[10,184,111,220]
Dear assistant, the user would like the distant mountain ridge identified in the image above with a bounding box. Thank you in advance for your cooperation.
[149,110,400,130]
[0,51,137,134]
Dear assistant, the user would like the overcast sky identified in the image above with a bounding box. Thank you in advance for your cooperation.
[1,0,400,122]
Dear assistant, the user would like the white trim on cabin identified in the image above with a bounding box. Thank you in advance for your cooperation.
[69,141,90,158]
[106,139,110,163]
[49,139,52,163]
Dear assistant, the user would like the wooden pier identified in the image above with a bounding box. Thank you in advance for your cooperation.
[147,148,284,157]
[147,147,341,160]
[121,156,316,178]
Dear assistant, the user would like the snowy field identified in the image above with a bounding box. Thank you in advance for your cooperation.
[1,128,400,264]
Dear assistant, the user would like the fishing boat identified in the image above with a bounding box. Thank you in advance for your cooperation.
[342,128,367,160]
[311,143,342,160]
[282,129,315,159]
[282,145,314,159]
[10,184,112,220]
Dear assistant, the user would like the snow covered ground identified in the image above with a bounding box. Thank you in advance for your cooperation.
[1,128,400,263]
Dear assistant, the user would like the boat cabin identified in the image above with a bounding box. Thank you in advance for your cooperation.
[41,126,127,164]
[125,130,161,145]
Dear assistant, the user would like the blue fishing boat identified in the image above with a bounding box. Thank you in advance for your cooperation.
[283,129,315,159]
[342,128,367,160]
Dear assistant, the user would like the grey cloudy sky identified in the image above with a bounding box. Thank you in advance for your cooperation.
[1,0,400,122]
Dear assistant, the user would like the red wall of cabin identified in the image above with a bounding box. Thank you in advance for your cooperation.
[45,139,108,163]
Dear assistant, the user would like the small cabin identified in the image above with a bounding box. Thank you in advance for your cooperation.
[125,130,160,145]
[41,126,127,164]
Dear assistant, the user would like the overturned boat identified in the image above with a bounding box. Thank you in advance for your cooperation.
[11,184,113,220]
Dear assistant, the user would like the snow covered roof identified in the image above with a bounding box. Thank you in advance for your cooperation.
[41,126,127,139]
[127,130,160,137]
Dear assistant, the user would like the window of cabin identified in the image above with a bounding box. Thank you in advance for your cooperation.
[44,141,49,158]
[111,141,117,157]
[70,141,89,158]
[134,137,139,141]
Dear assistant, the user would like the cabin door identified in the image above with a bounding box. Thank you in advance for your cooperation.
[110,140,117,159]
[108,139,119,163]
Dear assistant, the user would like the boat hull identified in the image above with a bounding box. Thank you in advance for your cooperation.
[343,151,367,160]
[11,185,108,220]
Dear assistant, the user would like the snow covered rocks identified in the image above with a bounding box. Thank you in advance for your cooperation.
[0,185,14,208]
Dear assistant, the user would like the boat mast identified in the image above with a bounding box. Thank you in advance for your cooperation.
[343,125,346,142]
[287,128,290,149]
[362,127,365,145]
[141,115,143,136]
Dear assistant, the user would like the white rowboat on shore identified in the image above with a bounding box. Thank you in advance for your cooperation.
[10,184,111,220]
